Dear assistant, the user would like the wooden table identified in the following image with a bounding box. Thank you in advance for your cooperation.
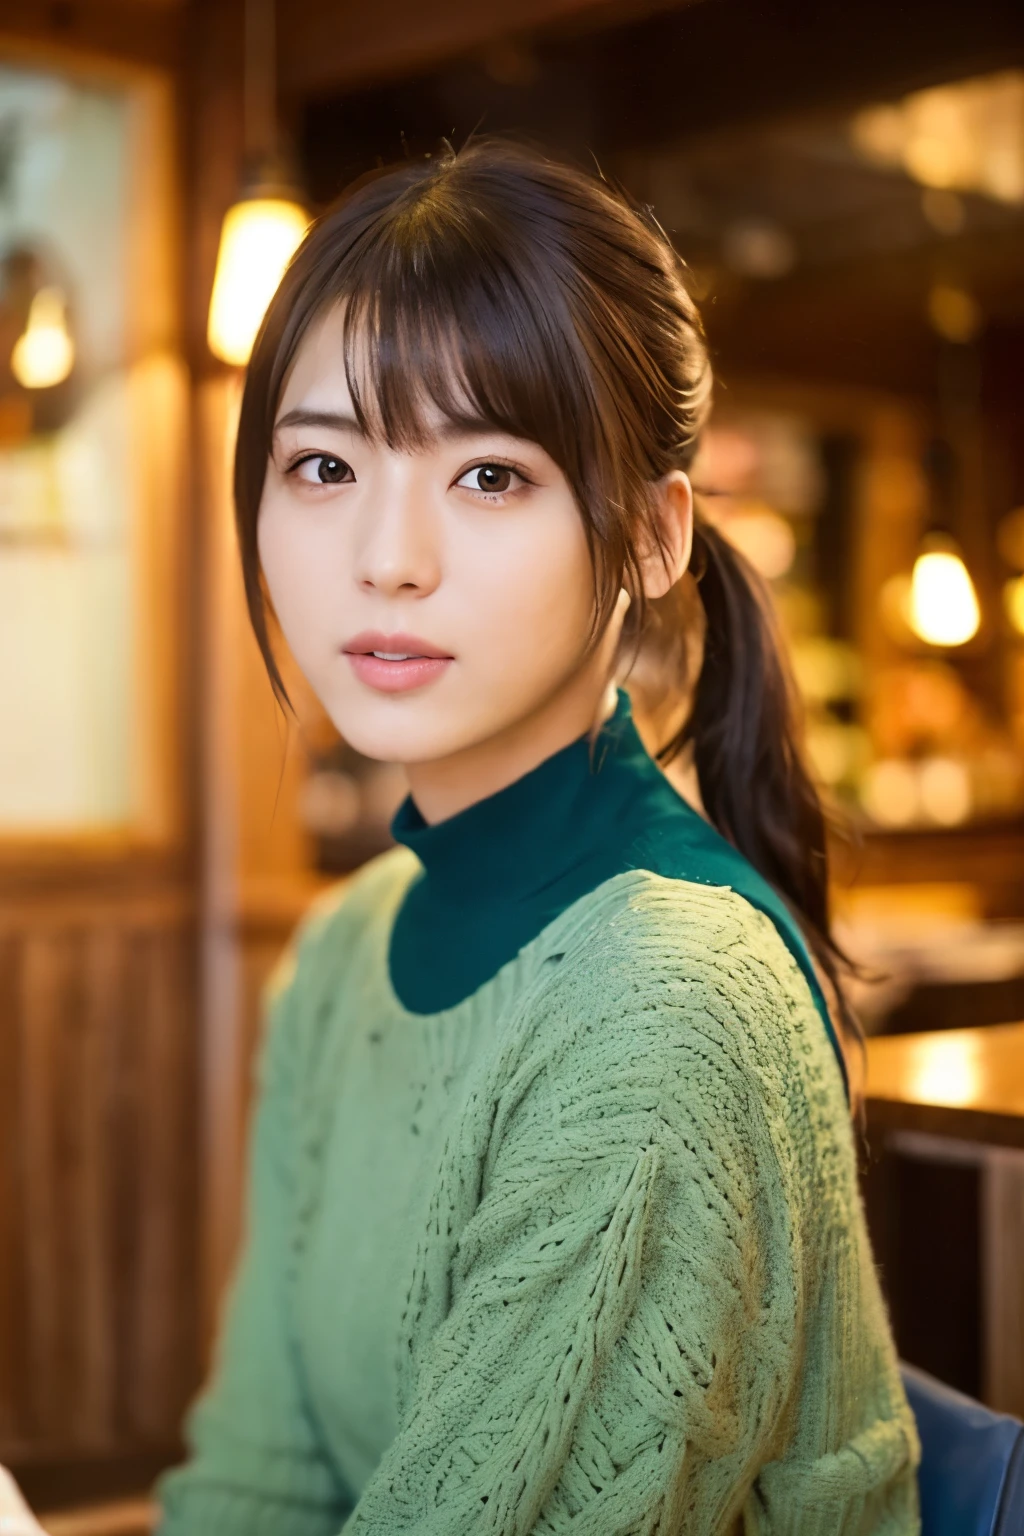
[866,1019,1024,1148]
[40,1500,155,1536]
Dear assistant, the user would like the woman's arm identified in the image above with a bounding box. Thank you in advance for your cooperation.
[156,954,351,1536]
[343,902,919,1535]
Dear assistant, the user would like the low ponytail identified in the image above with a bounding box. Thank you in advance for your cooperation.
[660,514,861,1075]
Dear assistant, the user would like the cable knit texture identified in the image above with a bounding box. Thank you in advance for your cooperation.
[157,849,920,1535]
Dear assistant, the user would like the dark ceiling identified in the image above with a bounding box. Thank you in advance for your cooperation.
[297,0,1024,402]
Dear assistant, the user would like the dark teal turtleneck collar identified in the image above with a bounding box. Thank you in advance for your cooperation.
[390,689,848,1100]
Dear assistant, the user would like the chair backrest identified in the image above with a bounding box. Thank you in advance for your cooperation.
[901,1362,1024,1536]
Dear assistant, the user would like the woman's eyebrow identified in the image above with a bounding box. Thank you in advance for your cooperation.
[273,407,532,452]
[434,415,519,443]
[274,408,363,435]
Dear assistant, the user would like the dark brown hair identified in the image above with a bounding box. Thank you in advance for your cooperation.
[234,138,860,1087]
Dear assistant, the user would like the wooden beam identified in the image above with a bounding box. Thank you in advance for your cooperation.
[278,0,695,98]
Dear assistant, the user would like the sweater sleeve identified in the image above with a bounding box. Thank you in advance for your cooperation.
[156,949,352,1536]
[343,900,919,1535]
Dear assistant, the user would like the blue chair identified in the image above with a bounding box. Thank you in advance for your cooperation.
[901,1362,1024,1536]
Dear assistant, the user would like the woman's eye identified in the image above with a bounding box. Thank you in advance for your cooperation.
[456,463,521,496]
[295,455,354,485]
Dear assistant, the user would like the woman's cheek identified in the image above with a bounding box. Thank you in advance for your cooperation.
[522,523,595,650]
[258,506,336,675]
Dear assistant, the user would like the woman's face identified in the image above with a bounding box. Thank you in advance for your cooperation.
[259,303,619,770]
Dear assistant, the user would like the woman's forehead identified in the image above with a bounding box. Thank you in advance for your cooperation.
[278,302,509,450]
[277,303,351,413]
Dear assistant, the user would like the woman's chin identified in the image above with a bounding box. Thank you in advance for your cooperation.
[324,700,473,769]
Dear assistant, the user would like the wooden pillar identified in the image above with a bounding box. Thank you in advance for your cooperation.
[183,0,324,1354]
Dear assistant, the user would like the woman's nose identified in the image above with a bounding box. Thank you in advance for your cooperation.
[353,472,442,598]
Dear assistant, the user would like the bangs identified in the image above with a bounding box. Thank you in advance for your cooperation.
[334,201,602,498]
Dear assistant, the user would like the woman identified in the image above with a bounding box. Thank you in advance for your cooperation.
[159,141,920,1533]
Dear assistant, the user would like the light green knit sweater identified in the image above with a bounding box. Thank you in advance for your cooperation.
[158,849,920,1534]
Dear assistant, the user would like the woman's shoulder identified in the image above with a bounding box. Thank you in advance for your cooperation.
[559,868,818,1019]
[535,870,847,1134]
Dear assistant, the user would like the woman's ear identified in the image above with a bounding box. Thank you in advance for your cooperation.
[641,470,693,601]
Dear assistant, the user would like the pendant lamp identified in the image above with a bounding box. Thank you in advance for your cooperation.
[909,536,981,647]
[207,0,308,367]
[907,438,981,649]
[11,285,75,389]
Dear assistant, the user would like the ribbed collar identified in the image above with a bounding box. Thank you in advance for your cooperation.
[390,689,643,903]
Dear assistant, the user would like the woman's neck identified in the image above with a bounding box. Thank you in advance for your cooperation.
[403,669,619,826]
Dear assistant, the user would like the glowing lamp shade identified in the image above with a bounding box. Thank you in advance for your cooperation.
[909,549,980,647]
[207,195,308,366]
[11,286,74,389]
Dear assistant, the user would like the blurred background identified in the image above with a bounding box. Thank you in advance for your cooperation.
[0,0,1022,1529]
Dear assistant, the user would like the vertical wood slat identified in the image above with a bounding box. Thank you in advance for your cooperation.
[20,932,68,1443]
[0,931,25,1445]
[110,932,144,1447]
[78,930,124,1447]
[0,900,198,1470]
[131,926,197,1440]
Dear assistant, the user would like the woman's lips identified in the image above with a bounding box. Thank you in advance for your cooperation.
[347,654,452,692]
[342,632,453,694]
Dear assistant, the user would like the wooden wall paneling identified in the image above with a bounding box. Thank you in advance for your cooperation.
[66,928,117,1449]
[129,921,198,1441]
[0,906,197,1472]
[0,929,28,1449]
[20,930,69,1447]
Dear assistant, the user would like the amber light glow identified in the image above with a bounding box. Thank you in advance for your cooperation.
[909,550,981,647]
[851,71,1024,204]
[1004,576,1024,635]
[906,1034,983,1108]
[11,286,74,389]
[207,196,308,366]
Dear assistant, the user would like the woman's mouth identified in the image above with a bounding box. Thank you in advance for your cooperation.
[342,632,454,694]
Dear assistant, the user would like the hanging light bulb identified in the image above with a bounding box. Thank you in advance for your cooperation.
[11,286,74,389]
[909,539,981,647]
[207,0,308,367]
[207,194,308,365]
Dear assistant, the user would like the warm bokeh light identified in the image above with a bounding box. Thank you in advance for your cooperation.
[860,758,920,827]
[918,756,972,826]
[878,573,917,645]
[1004,576,1024,636]
[11,286,74,389]
[909,550,981,647]
[906,1034,982,1107]
[927,282,981,344]
[998,507,1024,568]
[722,506,796,580]
[207,196,309,366]
[851,71,1024,204]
